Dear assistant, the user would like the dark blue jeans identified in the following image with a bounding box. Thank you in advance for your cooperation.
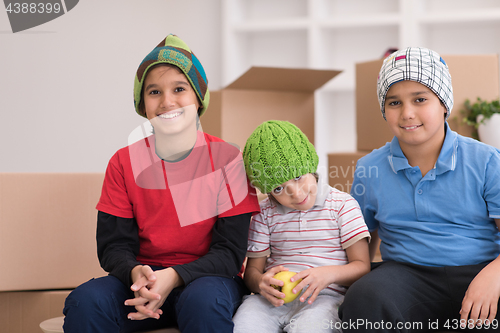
[63,274,247,333]
[339,261,500,332]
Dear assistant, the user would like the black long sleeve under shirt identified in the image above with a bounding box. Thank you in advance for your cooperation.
[96,211,252,287]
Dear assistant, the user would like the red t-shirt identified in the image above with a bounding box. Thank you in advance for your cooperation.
[97,131,259,268]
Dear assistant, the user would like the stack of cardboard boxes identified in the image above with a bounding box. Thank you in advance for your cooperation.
[328,54,500,193]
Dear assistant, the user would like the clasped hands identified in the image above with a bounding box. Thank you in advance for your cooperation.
[124,265,181,320]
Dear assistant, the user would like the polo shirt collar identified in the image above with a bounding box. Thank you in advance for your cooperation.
[388,138,411,173]
[276,176,329,215]
[388,122,458,174]
[435,122,458,175]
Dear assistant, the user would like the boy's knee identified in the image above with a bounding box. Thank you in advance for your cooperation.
[177,277,240,317]
[64,276,127,317]
[344,277,382,303]
[340,274,395,320]
[176,277,241,332]
[291,304,342,333]
[64,279,99,314]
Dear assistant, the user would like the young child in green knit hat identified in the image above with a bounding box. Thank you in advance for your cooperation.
[233,120,371,332]
[63,34,260,333]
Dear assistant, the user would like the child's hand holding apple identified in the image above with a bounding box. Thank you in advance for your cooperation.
[257,266,298,307]
[271,271,303,303]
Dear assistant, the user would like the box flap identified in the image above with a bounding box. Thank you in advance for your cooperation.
[225,66,342,92]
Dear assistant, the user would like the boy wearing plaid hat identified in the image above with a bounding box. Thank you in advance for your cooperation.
[63,34,260,333]
[233,120,370,332]
[339,47,500,331]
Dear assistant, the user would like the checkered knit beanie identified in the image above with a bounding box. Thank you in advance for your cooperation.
[243,120,318,194]
[134,34,210,117]
[377,47,453,120]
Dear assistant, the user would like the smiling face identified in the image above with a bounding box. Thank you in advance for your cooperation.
[384,80,447,152]
[142,64,201,136]
[270,173,318,211]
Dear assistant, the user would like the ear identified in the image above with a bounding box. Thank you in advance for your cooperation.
[438,100,447,118]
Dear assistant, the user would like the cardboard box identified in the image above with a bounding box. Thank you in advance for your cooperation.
[201,66,341,150]
[0,173,107,291]
[0,290,70,333]
[356,54,500,151]
[328,152,369,193]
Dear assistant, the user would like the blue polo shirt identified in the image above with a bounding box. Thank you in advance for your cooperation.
[352,123,500,266]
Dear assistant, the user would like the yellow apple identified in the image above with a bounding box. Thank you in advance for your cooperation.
[271,271,302,303]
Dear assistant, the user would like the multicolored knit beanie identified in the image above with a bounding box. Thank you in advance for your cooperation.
[134,34,210,117]
[377,47,453,120]
[243,120,319,194]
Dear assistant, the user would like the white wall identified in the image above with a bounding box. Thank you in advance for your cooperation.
[2,1,500,174]
[0,0,221,172]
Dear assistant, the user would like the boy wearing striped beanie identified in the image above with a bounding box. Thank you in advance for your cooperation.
[340,47,500,331]
[233,120,370,332]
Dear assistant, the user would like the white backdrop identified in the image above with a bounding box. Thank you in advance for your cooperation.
[0,0,222,172]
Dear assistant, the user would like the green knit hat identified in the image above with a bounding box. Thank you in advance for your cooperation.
[133,34,210,117]
[243,121,319,194]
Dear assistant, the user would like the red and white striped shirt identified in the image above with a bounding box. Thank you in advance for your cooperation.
[247,179,370,294]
